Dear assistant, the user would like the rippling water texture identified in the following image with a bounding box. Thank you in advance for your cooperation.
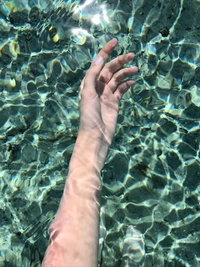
[0,0,200,266]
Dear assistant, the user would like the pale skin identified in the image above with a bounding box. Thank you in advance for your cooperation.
[42,38,138,267]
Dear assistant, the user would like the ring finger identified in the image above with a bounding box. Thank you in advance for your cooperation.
[98,53,135,84]
[107,66,138,93]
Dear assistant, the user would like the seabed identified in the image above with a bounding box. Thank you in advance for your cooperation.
[0,0,200,266]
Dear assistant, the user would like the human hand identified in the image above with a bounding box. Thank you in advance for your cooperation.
[79,38,138,145]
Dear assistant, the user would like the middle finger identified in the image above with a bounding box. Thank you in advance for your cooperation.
[107,66,138,92]
[98,52,135,84]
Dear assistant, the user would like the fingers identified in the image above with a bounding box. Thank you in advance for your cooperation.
[83,39,118,90]
[107,66,138,93]
[92,38,118,66]
[79,38,138,102]
[98,52,135,84]
[112,65,138,101]
[114,80,136,101]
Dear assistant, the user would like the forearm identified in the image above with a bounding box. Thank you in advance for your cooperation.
[42,131,109,267]
[42,38,136,267]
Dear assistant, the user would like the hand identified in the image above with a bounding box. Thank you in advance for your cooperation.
[79,38,138,145]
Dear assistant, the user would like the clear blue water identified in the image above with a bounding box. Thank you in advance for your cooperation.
[0,0,200,266]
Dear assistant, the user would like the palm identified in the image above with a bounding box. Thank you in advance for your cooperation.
[80,84,119,143]
[97,82,120,141]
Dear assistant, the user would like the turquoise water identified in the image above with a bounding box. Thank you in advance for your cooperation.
[0,0,200,266]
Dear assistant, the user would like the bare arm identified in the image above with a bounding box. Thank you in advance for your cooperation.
[42,39,138,267]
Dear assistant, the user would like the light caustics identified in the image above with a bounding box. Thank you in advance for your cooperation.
[71,0,110,44]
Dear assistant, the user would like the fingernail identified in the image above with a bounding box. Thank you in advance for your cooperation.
[131,66,138,71]
[129,52,135,59]
[94,56,103,65]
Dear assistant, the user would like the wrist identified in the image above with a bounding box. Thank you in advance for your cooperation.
[69,130,110,174]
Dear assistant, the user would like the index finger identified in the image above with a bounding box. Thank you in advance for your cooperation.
[84,38,118,87]
[92,38,118,67]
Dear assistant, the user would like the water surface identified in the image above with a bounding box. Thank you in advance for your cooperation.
[0,0,200,266]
